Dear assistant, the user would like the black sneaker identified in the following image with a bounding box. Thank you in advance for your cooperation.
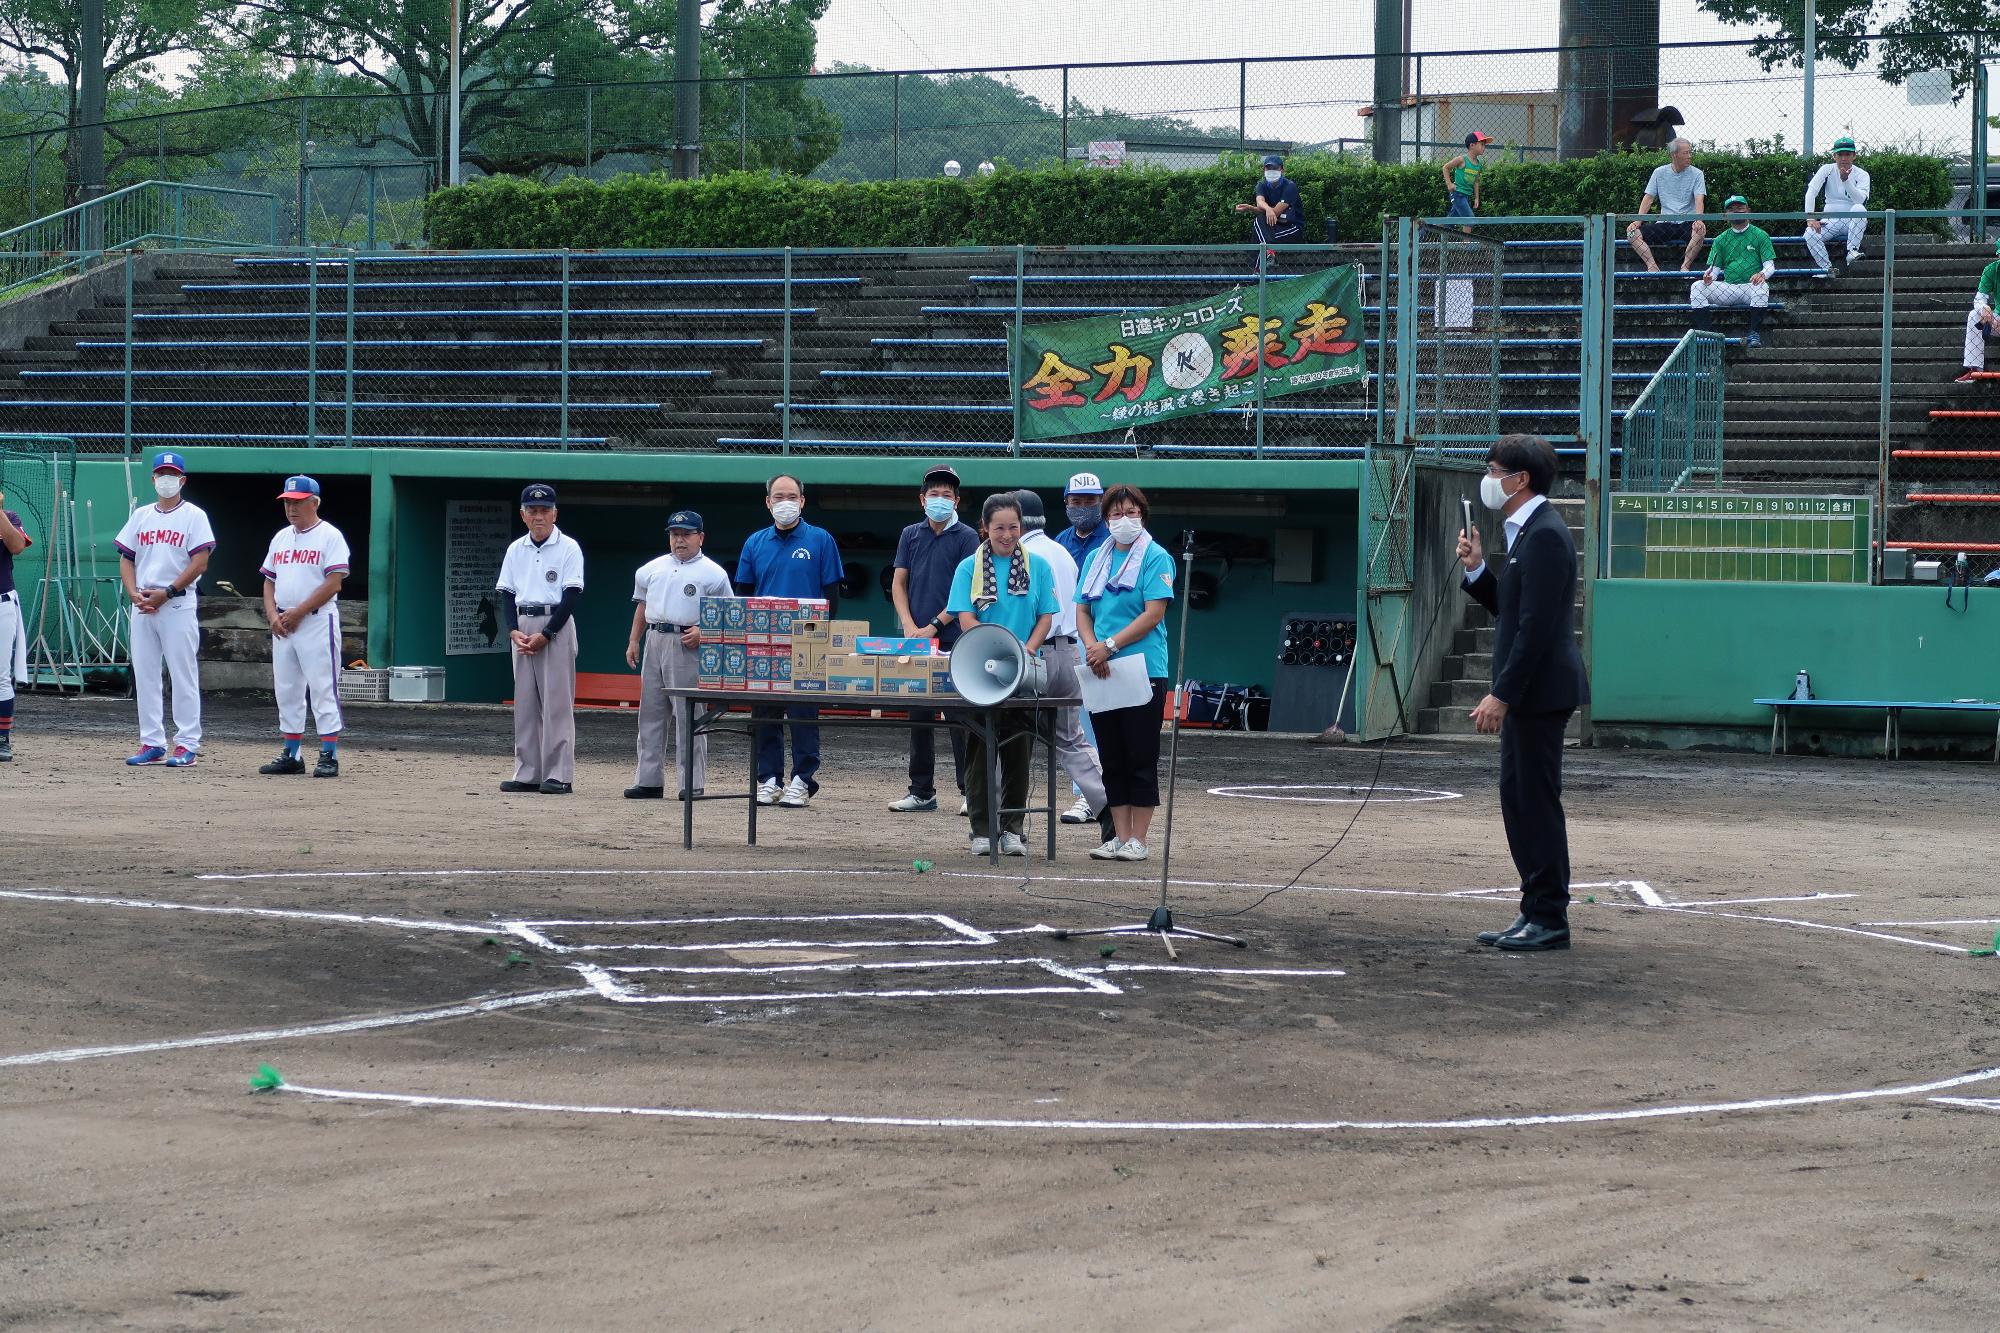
[312,752,340,779]
[259,752,306,775]
[624,785,665,799]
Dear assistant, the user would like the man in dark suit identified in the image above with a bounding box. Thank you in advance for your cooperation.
[1456,434,1591,951]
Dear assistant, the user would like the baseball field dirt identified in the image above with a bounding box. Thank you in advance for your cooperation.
[3,694,1997,1330]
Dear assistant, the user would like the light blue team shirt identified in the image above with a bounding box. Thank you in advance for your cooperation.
[1078,539,1177,680]
[946,550,1057,646]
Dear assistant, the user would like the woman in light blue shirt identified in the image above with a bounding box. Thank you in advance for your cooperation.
[948,493,1056,857]
[1075,483,1176,862]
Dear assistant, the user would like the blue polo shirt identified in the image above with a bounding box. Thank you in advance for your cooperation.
[736,519,844,598]
[1078,539,1176,680]
[1257,176,1304,240]
[1056,521,1109,571]
[946,551,1057,646]
[894,517,980,644]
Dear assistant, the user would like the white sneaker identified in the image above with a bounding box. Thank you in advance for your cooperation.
[969,836,991,856]
[755,777,781,805]
[778,776,811,807]
[889,792,938,812]
[999,831,1027,857]
[1090,838,1123,860]
[1059,796,1093,824]
[1114,838,1149,861]
[958,797,969,816]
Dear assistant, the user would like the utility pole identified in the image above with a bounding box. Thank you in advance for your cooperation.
[1802,0,1816,157]
[673,0,702,179]
[448,0,463,186]
[1371,0,1402,164]
[78,0,106,210]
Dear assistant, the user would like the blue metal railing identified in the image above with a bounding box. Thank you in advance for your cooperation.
[0,182,281,298]
[1618,328,1726,493]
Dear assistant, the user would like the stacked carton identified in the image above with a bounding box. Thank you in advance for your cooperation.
[699,595,829,692]
[693,596,961,698]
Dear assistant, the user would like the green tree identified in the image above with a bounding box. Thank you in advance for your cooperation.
[1695,0,1997,100]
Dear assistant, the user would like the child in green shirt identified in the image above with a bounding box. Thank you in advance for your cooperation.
[1441,131,1493,230]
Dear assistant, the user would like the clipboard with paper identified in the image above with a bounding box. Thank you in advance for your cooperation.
[1079,651,1152,713]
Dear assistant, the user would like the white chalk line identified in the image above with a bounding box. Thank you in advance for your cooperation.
[1932,1097,2000,1114]
[268,1062,2000,1134]
[1857,917,2000,928]
[1687,893,1858,907]
[0,989,592,1070]
[575,957,1122,1004]
[1085,964,1348,978]
[1635,905,1974,955]
[503,911,997,953]
[196,868,913,882]
[1206,784,1464,804]
[0,887,499,936]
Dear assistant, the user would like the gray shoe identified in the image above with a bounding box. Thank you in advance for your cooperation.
[969,836,991,856]
[0,733,11,762]
[999,831,1027,857]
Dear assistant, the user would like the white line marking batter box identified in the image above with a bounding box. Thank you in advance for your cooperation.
[575,957,1121,1004]
[507,913,996,954]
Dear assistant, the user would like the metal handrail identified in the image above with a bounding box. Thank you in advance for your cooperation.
[0,181,281,298]
[1620,328,1727,493]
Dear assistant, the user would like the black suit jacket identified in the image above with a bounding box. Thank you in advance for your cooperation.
[1465,500,1590,714]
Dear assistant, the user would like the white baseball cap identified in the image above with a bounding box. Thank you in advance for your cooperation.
[1065,471,1104,497]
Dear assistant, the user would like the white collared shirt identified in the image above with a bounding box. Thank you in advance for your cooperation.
[1020,529,1080,636]
[114,499,216,593]
[633,551,731,625]
[260,519,351,609]
[497,524,584,602]
[1464,493,1547,584]
[1804,162,1870,213]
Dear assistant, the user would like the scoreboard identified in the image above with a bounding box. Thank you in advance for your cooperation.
[1608,493,1871,584]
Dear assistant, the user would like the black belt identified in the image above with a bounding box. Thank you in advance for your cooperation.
[648,621,691,633]
[144,586,187,599]
[1047,633,1076,643]
[0,590,15,603]
[516,603,555,615]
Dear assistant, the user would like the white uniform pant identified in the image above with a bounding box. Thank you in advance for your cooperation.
[1966,307,1998,371]
[1689,279,1769,310]
[0,590,21,704]
[273,605,344,738]
[131,597,201,751]
[1802,215,1866,269]
[635,629,703,791]
[1042,636,1107,814]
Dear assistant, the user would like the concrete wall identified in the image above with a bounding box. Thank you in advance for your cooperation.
[1590,578,2000,737]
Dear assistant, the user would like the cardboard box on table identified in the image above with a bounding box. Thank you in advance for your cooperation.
[875,655,932,697]
[824,653,879,695]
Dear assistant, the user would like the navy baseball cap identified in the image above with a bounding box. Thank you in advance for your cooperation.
[520,483,557,506]
[1261,154,1284,169]
[666,509,703,532]
[278,474,320,499]
[152,451,187,475]
[922,462,960,489]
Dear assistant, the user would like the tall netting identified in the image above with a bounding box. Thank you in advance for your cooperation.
[0,436,123,689]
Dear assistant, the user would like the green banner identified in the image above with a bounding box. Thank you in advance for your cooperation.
[1012,264,1367,442]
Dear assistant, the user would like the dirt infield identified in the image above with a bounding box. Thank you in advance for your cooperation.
[4,694,1999,1330]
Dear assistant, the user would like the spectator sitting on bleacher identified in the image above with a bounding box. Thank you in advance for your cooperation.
[1802,136,1869,273]
[1626,138,1707,274]
[1690,195,1776,348]
[1234,154,1302,265]
[1956,237,2000,385]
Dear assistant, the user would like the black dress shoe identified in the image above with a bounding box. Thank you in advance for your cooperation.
[1476,915,1528,947]
[676,787,704,799]
[1496,921,1570,951]
[540,780,573,795]
[500,780,540,793]
[624,785,665,799]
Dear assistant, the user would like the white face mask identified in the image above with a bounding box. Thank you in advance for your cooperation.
[1107,516,1144,546]
[1479,473,1518,511]
[154,474,184,499]
[1263,170,1282,184]
[770,500,802,529]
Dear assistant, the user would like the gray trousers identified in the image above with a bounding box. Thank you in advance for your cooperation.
[635,630,704,791]
[511,611,578,784]
[1044,636,1107,814]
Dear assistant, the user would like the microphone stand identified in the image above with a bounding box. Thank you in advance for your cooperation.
[1054,528,1245,957]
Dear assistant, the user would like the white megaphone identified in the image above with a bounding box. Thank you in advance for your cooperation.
[948,623,1048,706]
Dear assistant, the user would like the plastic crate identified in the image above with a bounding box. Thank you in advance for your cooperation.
[341,668,390,703]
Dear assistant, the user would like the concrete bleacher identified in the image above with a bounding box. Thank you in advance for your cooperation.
[0,236,1990,481]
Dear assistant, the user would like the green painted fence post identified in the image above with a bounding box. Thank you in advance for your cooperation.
[781,247,793,454]
[559,250,572,451]
[121,251,133,459]
[343,253,356,447]
[304,246,318,447]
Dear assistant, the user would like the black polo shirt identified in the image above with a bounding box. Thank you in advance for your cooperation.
[894,518,980,645]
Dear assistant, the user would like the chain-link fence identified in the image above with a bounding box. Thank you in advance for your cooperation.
[2,33,1991,238]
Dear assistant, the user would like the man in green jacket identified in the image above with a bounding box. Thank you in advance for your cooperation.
[1689,194,1777,348]
[1957,237,2000,384]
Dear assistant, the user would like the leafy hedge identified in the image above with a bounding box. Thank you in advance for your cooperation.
[423,151,1953,249]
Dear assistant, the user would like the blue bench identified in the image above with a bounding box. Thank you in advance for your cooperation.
[1754,696,2000,760]
[922,302,1783,317]
[131,307,816,322]
[870,337,1007,349]
[713,437,1145,456]
[77,337,761,351]
[23,368,713,381]
[1362,336,1741,349]
[0,398,663,411]
[60,431,610,447]
[1506,236,1814,250]
[780,400,1623,422]
[184,277,859,293]
[820,369,1009,381]
[966,274,1307,286]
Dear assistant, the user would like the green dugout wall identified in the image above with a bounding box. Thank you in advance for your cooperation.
[69,451,1362,705]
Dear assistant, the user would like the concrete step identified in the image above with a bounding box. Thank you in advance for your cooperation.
[1418,704,1584,737]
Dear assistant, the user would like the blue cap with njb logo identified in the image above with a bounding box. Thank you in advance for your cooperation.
[278,475,320,499]
[666,509,703,532]
[152,451,187,475]
[520,483,557,506]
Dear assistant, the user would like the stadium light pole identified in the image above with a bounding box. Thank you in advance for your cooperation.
[448,0,463,186]
[1802,0,1815,158]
